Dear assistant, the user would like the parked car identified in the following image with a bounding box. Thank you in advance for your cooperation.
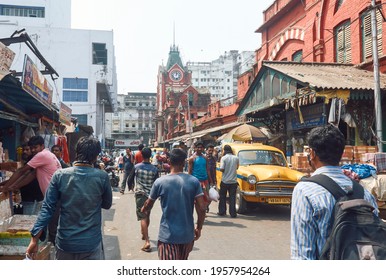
[216,143,305,213]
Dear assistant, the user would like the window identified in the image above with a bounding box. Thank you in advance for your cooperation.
[292,50,303,62]
[63,78,88,102]
[73,114,87,126]
[92,43,107,65]
[361,9,382,61]
[0,5,45,18]
[335,21,352,63]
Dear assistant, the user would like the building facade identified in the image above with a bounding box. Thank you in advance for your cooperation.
[237,0,386,153]
[0,0,118,142]
[155,45,211,145]
[105,92,156,149]
[187,50,254,105]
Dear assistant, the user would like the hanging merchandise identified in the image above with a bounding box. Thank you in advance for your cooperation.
[21,127,35,144]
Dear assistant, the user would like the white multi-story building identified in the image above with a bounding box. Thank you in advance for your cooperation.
[105,93,156,149]
[186,50,254,105]
[0,0,117,141]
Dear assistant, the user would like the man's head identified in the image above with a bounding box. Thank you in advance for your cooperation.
[223,144,233,155]
[75,137,102,164]
[206,144,214,156]
[126,147,131,154]
[138,144,144,151]
[28,136,45,156]
[141,147,152,160]
[307,124,345,169]
[169,148,187,167]
[22,144,32,161]
[194,141,204,155]
[51,145,62,160]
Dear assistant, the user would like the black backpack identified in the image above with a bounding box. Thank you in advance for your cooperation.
[302,174,386,260]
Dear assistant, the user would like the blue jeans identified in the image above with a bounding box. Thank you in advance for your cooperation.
[55,242,104,260]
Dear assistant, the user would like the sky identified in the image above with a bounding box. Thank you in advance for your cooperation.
[71,0,273,94]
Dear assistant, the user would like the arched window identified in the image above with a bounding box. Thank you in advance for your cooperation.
[292,50,303,62]
[335,21,352,63]
[281,78,289,94]
[272,74,281,97]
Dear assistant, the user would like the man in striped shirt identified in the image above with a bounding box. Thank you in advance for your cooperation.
[290,124,378,260]
[128,147,159,252]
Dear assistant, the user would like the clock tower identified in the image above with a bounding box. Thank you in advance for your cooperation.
[155,44,211,146]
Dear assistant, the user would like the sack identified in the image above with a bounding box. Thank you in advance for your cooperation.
[209,186,220,202]
[303,174,386,260]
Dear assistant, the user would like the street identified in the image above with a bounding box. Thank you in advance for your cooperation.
[102,176,291,260]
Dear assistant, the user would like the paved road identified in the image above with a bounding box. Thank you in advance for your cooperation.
[102,175,291,260]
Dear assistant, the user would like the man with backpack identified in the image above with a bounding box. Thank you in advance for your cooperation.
[290,124,379,260]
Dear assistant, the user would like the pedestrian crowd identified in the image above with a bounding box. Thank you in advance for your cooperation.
[0,123,383,260]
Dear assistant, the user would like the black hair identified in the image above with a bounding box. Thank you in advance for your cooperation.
[223,144,233,155]
[194,141,204,148]
[169,148,187,166]
[51,145,62,152]
[75,137,102,164]
[206,143,214,149]
[28,135,44,146]
[307,124,345,166]
[141,147,152,159]
[138,144,144,150]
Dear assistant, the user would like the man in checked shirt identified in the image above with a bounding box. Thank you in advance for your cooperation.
[127,147,159,252]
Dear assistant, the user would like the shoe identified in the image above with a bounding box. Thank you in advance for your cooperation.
[217,212,225,216]
[120,190,124,195]
[141,244,151,252]
[230,214,237,218]
[206,206,210,213]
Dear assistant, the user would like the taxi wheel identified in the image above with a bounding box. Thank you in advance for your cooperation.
[236,189,247,214]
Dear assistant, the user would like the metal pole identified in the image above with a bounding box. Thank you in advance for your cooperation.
[101,99,106,149]
[186,92,192,137]
[371,0,383,152]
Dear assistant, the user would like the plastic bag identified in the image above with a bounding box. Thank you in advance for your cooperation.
[209,186,220,202]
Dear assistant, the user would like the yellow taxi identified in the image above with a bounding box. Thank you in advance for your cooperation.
[216,143,305,213]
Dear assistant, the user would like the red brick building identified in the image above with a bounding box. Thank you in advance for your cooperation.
[237,0,386,152]
[155,45,211,146]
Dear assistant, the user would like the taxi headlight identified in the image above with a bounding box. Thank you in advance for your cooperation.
[248,175,257,184]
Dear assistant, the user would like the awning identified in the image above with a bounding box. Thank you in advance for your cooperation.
[170,121,243,142]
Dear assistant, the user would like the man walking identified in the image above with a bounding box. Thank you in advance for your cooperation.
[141,149,206,260]
[127,147,158,252]
[120,148,134,194]
[218,144,239,218]
[290,124,378,259]
[26,137,112,260]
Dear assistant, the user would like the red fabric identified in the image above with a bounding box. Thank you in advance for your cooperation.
[57,136,70,164]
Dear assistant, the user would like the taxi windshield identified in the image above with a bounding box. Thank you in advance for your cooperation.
[238,150,286,166]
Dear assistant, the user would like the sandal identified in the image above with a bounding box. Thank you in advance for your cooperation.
[141,244,151,252]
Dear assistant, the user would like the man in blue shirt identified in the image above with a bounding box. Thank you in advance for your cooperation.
[26,137,112,260]
[141,148,206,260]
[290,124,378,259]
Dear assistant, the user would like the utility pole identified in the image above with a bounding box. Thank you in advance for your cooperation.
[100,99,107,149]
[371,0,383,152]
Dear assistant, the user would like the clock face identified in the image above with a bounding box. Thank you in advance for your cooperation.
[170,69,183,82]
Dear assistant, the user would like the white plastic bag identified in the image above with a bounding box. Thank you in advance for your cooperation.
[209,185,220,202]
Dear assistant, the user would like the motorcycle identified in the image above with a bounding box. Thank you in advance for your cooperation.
[105,165,120,190]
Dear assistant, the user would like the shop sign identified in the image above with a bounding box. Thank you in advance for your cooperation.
[0,42,15,74]
[21,55,53,109]
[286,103,326,131]
[115,139,141,147]
[59,102,72,126]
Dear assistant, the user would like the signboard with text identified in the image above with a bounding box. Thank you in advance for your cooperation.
[0,41,15,74]
[21,55,53,109]
[59,102,72,126]
[115,139,142,147]
[286,103,326,131]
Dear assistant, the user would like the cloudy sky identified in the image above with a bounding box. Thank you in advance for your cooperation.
[71,0,273,93]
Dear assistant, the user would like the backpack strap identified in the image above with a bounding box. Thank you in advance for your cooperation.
[302,174,364,200]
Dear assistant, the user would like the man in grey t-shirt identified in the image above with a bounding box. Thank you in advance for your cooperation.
[218,145,239,217]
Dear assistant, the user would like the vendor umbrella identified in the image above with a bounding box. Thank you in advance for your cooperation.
[222,124,267,142]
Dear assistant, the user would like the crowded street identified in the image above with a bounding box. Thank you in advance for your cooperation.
[102,175,292,260]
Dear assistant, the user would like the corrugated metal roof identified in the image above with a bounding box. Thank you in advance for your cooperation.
[263,61,386,90]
